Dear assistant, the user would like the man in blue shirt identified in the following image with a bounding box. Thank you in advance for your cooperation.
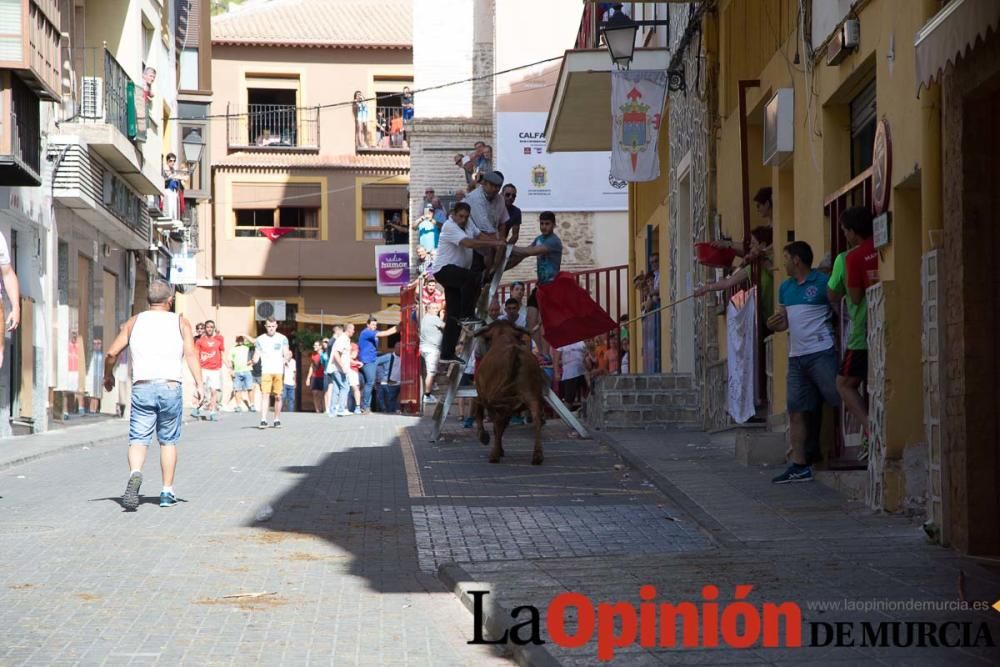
[357,316,398,413]
[509,211,562,358]
[415,204,440,251]
[767,241,841,484]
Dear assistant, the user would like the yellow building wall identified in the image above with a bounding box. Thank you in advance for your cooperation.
[628,118,671,373]
[715,0,933,498]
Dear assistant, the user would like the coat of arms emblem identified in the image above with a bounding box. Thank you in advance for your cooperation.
[617,87,652,171]
[531,164,547,188]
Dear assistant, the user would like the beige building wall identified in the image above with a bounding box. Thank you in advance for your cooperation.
[209,45,413,160]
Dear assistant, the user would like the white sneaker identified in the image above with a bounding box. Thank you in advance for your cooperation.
[423,394,438,404]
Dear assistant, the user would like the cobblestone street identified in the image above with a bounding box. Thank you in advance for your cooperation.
[2,412,999,666]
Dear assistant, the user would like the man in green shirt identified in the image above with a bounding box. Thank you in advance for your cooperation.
[827,207,874,457]
[229,335,254,412]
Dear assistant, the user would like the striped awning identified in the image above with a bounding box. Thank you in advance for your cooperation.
[915,0,1000,92]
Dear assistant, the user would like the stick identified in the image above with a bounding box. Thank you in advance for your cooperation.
[618,294,697,330]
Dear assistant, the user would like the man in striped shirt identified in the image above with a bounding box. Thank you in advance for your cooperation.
[767,241,841,484]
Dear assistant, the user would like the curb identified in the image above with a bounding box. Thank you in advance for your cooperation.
[0,416,201,472]
[0,431,125,472]
[590,430,742,550]
[437,562,562,667]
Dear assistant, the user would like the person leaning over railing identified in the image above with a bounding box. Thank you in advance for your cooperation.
[693,226,775,325]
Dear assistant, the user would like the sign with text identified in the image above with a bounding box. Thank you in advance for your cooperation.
[496,112,627,212]
[375,245,410,295]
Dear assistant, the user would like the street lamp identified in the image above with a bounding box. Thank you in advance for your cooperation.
[182,129,204,167]
[602,4,638,70]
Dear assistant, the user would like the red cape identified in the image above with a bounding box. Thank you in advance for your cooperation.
[535,272,617,348]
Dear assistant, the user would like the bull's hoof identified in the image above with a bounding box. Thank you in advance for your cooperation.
[478,431,490,446]
[499,447,505,457]
[488,454,501,463]
[531,452,544,465]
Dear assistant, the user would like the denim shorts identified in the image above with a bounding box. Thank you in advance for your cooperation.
[233,371,254,391]
[129,382,184,446]
[787,348,841,413]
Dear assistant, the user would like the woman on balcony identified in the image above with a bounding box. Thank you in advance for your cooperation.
[353,91,370,148]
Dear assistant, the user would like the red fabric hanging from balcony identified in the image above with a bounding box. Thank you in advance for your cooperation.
[259,227,295,242]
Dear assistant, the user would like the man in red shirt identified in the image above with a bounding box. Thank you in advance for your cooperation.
[194,320,225,420]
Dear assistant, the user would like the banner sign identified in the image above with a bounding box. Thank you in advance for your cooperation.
[496,112,627,212]
[375,245,410,295]
[610,70,668,182]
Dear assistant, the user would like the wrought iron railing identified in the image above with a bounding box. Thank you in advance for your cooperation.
[63,46,133,138]
[227,104,319,149]
[360,105,409,151]
[10,77,41,177]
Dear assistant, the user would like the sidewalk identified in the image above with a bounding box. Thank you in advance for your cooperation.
[435,426,1000,666]
[0,417,129,471]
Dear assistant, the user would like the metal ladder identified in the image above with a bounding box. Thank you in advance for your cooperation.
[429,244,589,441]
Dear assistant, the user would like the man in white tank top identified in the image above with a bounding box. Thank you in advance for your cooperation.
[102,280,203,510]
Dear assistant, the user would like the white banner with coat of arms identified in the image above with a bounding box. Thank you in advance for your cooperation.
[610,70,668,182]
[496,112,627,212]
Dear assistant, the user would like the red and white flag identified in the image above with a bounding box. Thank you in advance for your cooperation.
[610,70,668,182]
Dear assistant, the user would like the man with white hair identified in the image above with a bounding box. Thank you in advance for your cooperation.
[103,280,203,510]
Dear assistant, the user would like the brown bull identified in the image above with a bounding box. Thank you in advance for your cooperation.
[473,320,547,465]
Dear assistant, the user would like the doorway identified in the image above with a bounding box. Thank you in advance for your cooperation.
[77,254,92,407]
[674,164,695,374]
[100,270,118,414]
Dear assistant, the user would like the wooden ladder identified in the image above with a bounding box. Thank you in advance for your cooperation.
[429,244,589,442]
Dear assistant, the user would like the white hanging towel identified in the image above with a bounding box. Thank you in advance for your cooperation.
[726,287,757,424]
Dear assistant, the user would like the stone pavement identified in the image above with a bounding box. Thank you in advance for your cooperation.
[429,425,1000,666]
[2,411,999,666]
[0,418,130,471]
[0,411,513,666]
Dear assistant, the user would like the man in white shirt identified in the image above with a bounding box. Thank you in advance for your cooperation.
[497,297,527,328]
[431,201,505,361]
[252,317,289,429]
[464,171,510,275]
[0,231,21,367]
[326,323,353,417]
[555,341,588,409]
[419,302,445,404]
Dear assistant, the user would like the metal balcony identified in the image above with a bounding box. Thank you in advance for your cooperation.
[227,104,319,150]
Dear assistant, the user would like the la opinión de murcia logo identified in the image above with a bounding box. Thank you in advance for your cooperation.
[467,586,996,661]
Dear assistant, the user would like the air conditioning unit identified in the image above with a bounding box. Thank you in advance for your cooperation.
[763,88,794,167]
[147,194,166,217]
[81,76,103,119]
[255,299,286,321]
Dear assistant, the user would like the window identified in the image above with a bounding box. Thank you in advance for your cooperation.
[849,80,876,178]
[363,209,405,243]
[276,207,320,239]
[179,48,199,90]
[247,86,297,146]
[235,209,274,237]
[234,207,320,239]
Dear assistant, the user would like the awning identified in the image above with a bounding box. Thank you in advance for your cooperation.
[296,305,401,327]
[915,0,1000,92]
[362,184,408,209]
[544,48,670,152]
[232,182,322,209]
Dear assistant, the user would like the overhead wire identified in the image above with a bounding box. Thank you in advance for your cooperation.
[163,54,565,122]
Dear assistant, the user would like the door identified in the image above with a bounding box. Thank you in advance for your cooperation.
[18,297,33,420]
[77,254,91,404]
[100,270,119,414]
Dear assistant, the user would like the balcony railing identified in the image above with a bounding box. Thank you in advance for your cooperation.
[358,105,410,152]
[63,46,134,138]
[227,104,319,150]
[9,76,42,180]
